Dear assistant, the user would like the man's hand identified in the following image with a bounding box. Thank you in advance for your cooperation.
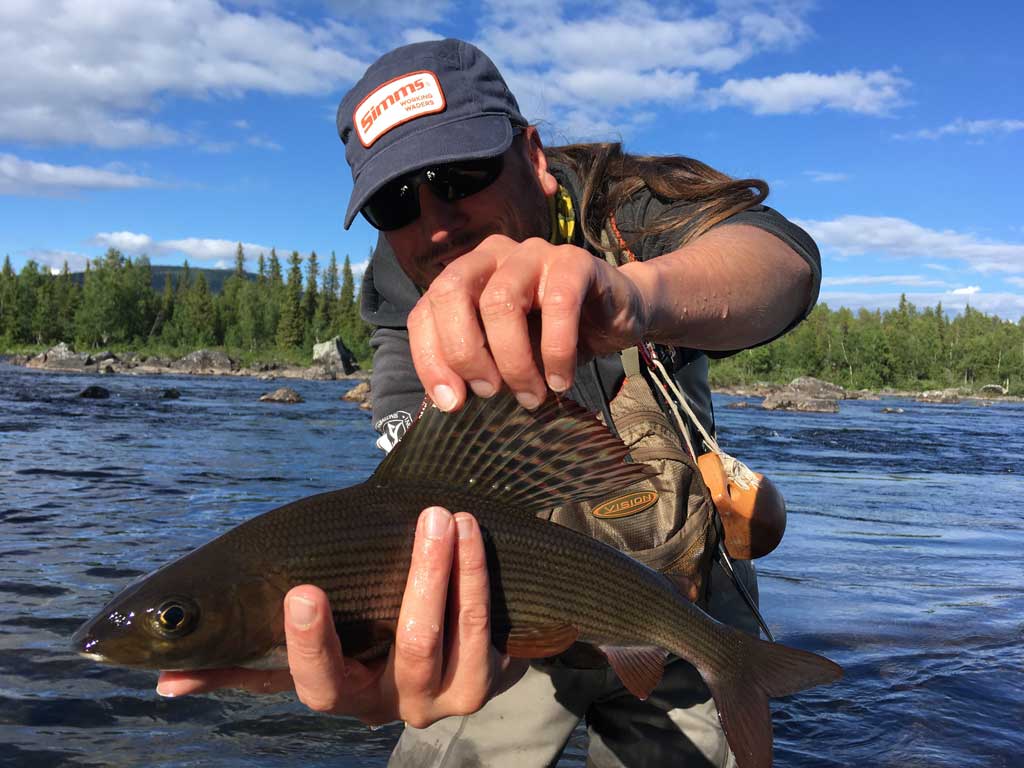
[407,234,649,412]
[156,507,525,728]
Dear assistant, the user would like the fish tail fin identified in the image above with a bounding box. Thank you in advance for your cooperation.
[701,633,842,768]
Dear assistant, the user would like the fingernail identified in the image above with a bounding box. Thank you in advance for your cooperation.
[433,384,457,412]
[455,515,474,540]
[288,594,317,630]
[156,683,176,698]
[469,379,495,398]
[515,391,540,410]
[547,374,567,392]
[423,506,450,540]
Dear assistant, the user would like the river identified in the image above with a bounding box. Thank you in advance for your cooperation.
[1,362,1021,767]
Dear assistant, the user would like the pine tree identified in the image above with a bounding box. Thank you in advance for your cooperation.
[338,254,356,339]
[303,250,319,339]
[277,251,304,348]
[0,255,17,342]
[315,252,339,340]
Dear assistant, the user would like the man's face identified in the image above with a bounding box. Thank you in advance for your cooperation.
[383,128,555,288]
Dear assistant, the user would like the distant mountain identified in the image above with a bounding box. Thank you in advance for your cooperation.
[69,266,256,295]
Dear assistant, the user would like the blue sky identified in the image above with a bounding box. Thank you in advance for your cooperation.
[2,0,1022,319]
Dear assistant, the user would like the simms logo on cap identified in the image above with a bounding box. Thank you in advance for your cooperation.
[354,71,446,148]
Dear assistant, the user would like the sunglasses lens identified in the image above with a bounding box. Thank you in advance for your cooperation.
[361,176,421,231]
[360,154,505,231]
[431,156,504,202]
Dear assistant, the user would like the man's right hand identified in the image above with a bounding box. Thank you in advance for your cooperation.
[156,507,525,728]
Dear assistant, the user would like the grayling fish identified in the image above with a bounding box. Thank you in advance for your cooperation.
[73,391,841,768]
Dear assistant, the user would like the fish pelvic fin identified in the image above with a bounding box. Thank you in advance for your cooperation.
[599,644,668,700]
[503,622,579,658]
[702,635,843,768]
[371,390,657,513]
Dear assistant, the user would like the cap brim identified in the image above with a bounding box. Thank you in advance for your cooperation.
[343,115,515,230]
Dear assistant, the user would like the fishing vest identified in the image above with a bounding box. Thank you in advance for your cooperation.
[543,213,720,608]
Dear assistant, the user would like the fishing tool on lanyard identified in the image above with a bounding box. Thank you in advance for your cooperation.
[603,216,784,642]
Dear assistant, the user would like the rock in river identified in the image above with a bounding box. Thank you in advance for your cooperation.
[260,387,303,404]
[79,385,110,399]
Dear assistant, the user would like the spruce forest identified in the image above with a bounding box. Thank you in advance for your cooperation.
[0,246,374,367]
[1,247,1022,394]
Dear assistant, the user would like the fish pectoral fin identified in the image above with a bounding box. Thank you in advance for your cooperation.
[503,622,580,659]
[599,644,668,700]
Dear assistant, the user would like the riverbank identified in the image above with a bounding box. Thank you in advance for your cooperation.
[3,345,1020,409]
[3,342,368,383]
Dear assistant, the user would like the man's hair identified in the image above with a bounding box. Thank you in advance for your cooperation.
[544,142,768,254]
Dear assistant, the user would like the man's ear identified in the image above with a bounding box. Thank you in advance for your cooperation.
[523,126,559,197]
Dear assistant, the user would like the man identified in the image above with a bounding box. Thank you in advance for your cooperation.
[159,38,820,767]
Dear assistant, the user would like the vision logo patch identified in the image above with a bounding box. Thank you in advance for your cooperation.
[592,490,659,519]
[375,410,413,454]
[355,71,446,147]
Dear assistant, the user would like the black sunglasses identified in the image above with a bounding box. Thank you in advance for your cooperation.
[361,154,505,231]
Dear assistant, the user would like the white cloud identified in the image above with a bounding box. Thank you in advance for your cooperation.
[950,286,981,295]
[798,215,1024,274]
[93,231,271,263]
[822,275,947,288]
[0,1,367,147]
[94,232,157,253]
[1008,277,1024,288]
[804,170,849,183]
[469,0,825,136]
[710,70,908,115]
[894,117,1024,141]
[0,154,158,195]
[402,27,445,44]
[23,249,91,273]
[246,136,283,151]
[159,237,272,262]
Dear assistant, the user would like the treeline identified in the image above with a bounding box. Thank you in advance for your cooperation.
[0,245,374,363]
[710,296,1024,393]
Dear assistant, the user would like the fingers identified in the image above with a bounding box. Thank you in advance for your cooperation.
[439,513,497,713]
[157,667,294,697]
[537,254,591,393]
[411,236,597,410]
[284,586,356,713]
[391,506,456,726]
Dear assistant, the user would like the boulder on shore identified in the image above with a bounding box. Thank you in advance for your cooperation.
[28,343,94,371]
[916,389,961,404]
[787,376,846,399]
[312,337,360,375]
[760,376,842,413]
[979,384,1008,396]
[260,387,303,404]
[173,349,235,374]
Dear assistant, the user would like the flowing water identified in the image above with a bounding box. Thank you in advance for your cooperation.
[1,363,1021,767]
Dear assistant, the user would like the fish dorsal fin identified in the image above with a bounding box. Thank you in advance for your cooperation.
[503,622,580,659]
[371,390,656,513]
[600,644,668,700]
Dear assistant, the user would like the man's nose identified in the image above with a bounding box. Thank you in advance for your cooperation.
[417,183,464,241]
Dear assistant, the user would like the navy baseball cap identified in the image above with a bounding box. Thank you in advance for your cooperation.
[337,38,527,230]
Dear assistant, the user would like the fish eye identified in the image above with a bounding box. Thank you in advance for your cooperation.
[153,598,198,637]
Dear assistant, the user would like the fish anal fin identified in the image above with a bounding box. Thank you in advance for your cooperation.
[503,622,579,659]
[599,644,668,700]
